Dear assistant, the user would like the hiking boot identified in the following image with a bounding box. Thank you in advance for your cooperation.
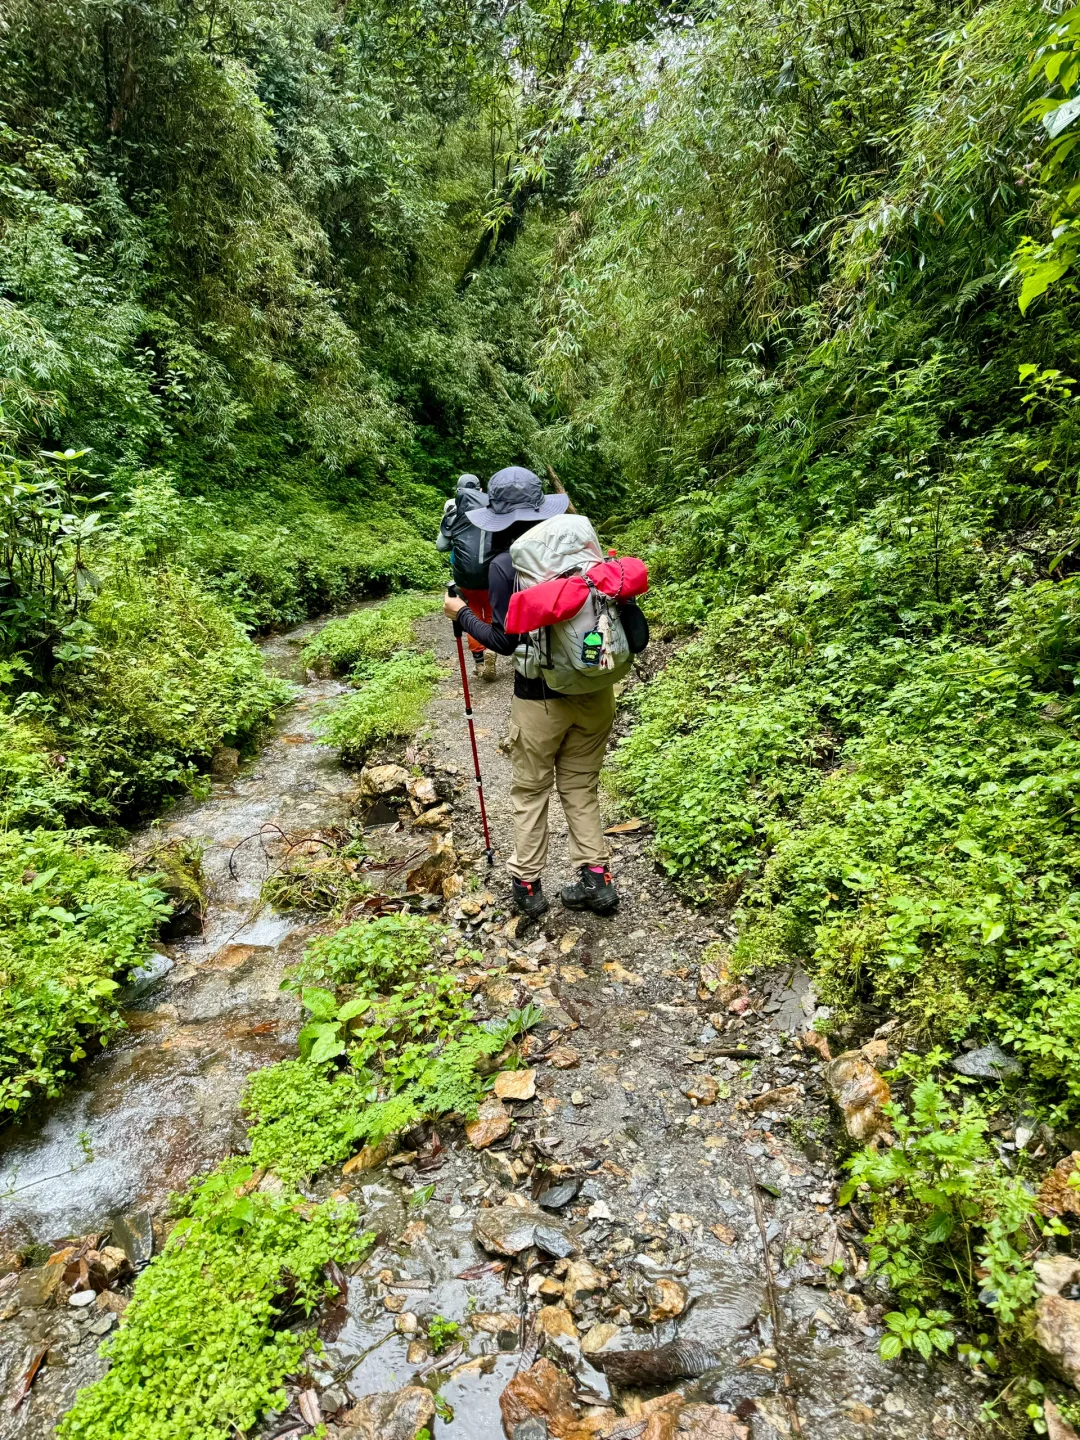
[561,865,619,915]
[482,650,497,682]
[512,876,549,919]
[472,648,486,668]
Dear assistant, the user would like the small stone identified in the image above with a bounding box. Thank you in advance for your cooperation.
[87,1313,116,1335]
[413,803,452,829]
[588,1200,613,1222]
[681,1075,719,1106]
[442,873,465,900]
[559,929,583,954]
[494,1069,536,1101]
[812,1307,841,1332]
[563,1258,607,1311]
[383,1293,407,1313]
[667,1212,696,1234]
[394,1312,418,1334]
[536,1304,578,1339]
[321,1387,346,1414]
[471,1312,519,1334]
[407,776,439,807]
[448,1204,466,1218]
[581,1322,622,1356]
[406,1340,429,1365]
[406,839,458,895]
[748,1084,801,1113]
[400,1220,428,1245]
[466,1094,512,1149]
[548,1046,580,1070]
[950,1042,1022,1079]
[647,1278,688,1322]
[69,1289,97,1308]
[360,763,410,797]
[571,1090,587,1106]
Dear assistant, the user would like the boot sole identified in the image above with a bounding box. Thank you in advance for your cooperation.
[561,894,619,915]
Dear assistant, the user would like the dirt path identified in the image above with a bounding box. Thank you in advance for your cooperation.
[0,611,989,1439]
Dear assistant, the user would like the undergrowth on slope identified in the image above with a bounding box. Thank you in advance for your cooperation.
[0,829,168,1115]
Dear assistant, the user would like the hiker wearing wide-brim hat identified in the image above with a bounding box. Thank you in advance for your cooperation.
[444,466,646,920]
[465,466,570,531]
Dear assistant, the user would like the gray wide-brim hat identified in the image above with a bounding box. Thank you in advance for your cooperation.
[467,466,570,531]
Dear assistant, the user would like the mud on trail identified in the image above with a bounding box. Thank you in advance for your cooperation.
[0,612,988,1439]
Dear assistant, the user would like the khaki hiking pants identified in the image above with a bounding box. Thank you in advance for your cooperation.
[507,688,616,880]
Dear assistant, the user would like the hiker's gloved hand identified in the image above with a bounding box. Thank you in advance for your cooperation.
[443,592,466,620]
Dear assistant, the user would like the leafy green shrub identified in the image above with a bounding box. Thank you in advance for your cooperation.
[302,591,440,676]
[317,649,440,762]
[284,913,441,993]
[840,1059,1053,1351]
[57,1160,368,1440]
[0,707,96,828]
[0,829,167,1115]
[243,1060,372,1184]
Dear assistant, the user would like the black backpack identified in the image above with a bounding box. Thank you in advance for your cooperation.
[450,486,492,589]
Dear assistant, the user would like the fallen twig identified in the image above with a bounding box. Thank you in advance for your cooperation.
[746,1160,802,1435]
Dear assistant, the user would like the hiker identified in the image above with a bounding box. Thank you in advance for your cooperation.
[436,472,497,681]
[443,465,647,919]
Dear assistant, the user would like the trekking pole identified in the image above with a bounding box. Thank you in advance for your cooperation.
[447,585,495,866]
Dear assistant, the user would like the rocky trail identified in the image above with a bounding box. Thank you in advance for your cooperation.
[0,611,990,1439]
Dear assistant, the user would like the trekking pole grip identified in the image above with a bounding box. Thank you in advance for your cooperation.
[446,582,462,637]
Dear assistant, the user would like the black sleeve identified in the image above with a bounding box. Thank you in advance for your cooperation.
[457,553,521,656]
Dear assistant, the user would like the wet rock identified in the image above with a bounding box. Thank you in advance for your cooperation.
[596,1339,714,1388]
[548,1046,580,1070]
[413,802,452,829]
[647,1279,689,1322]
[68,1288,97,1308]
[407,775,439,807]
[211,746,240,781]
[473,1204,575,1258]
[472,1312,520,1336]
[563,1258,607,1311]
[394,1311,418,1334]
[495,1068,537,1101]
[1039,1154,1080,1217]
[824,1052,891,1144]
[123,951,174,998]
[339,1385,436,1440]
[406,838,458,894]
[747,1085,800,1114]
[537,1304,578,1340]
[581,1322,622,1356]
[342,1137,398,1174]
[681,1076,719,1106]
[359,763,410,797]
[535,1174,582,1210]
[677,1407,750,1440]
[443,872,466,900]
[559,929,583,954]
[512,1423,549,1440]
[1035,1292,1080,1386]
[499,1358,601,1440]
[766,969,817,1033]
[109,1209,154,1270]
[321,1386,346,1413]
[950,1042,1021,1079]
[466,1094,512,1149]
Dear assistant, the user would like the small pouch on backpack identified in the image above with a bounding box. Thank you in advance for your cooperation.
[620,601,650,655]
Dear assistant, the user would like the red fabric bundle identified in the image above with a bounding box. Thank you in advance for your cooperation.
[505,556,648,633]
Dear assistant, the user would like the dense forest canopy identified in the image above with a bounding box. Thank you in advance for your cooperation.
[5,0,1080,1418]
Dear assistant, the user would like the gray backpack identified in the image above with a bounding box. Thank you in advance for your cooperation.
[509,515,632,696]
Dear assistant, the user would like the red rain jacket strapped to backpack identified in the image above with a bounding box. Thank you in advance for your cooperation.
[504,555,648,634]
